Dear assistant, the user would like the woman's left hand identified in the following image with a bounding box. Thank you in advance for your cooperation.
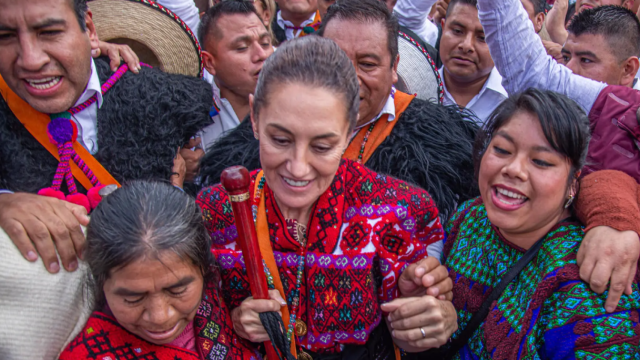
[93,40,141,73]
[381,295,458,352]
[398,257,453,300]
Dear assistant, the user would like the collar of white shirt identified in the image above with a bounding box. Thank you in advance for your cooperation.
[276,10,317,40]
[74,59,103,109]
[351,89,396,137]
[439,66,507,106]
[198,80,242,151]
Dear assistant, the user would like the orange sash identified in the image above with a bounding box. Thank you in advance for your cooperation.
[0,75,120,189]
[253,171,402,360]
[344,90,415,164]
[254,171,297,357]
[299,10,322,38]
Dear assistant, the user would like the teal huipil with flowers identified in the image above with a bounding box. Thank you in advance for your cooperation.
[442,198,640,359]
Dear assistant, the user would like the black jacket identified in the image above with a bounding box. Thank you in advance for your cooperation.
[0,57,213,194]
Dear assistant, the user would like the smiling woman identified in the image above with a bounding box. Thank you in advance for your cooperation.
[197,36,456,359]
[431,88,640,358]
[59,181,259,360]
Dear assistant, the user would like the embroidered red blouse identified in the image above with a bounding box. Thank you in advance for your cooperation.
[197,159,444,354]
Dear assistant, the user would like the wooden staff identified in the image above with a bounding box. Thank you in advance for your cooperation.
[221,166,279,360]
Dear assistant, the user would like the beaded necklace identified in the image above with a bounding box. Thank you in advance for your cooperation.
[253,176,307,345]
[355,86,396,164]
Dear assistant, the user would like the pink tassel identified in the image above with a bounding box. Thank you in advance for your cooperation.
[66,193,91,213]
[87,185,105,210]
[38,188,66,201]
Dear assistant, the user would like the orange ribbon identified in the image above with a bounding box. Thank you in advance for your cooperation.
[344,90,415,164]
[0,75,120,190]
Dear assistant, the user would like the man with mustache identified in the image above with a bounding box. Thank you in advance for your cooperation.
[438,0,507,124]
[0,0,212,273]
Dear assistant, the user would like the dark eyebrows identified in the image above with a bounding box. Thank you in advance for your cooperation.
[495,130,514,143]
[575,50,598,59]
[359,53,382,63]
[231,35,252,46]
[32,19,67,30]
[112,276,196,297]
[450,20,467,30]
[267,123,340,140]
[0,19,67,33]
[532,145,555,153]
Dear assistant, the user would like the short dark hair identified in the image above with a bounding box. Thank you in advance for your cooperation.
[198,0,264,46]
[567,5,640,61]
[474,89,591,187]
[446,0,477,18]
[318,0,399,66]
[72,0,89,31]
[526,0,547,15]
[253,36,360,132]
[85,181,214,309]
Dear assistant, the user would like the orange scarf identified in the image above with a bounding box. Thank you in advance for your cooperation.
[253,171,402,360]
[0,75,120,190]
[344,90,415,164]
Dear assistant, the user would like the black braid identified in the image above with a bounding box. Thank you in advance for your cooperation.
[259,312,297,360]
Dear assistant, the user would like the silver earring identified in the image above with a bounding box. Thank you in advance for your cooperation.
[564,194,574,209]
[254,132,259,140]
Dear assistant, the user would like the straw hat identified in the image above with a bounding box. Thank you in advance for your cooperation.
[89,0,203,77]
[396,31,444,104]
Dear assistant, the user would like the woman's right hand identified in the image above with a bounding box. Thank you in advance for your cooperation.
[231,289,287,343]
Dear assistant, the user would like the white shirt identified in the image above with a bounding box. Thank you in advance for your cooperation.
[394,0,440,46]
[351,89,397,140]
[71,59,103,155]
[477,0,607,114]
[276,10,317,41]
[440,67,508,125]
[199,81,242,151]
[156,0,201,42]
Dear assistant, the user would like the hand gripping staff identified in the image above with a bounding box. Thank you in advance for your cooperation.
[220,166,296,360]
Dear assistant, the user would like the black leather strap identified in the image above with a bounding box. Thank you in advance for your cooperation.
[443,236,546,359]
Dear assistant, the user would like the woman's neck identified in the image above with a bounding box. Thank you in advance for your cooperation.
[498,208,571,250]
[274,197,313,227]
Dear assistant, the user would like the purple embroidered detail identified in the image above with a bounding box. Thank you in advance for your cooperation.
[301,316,381,346]
[343,204,413,222]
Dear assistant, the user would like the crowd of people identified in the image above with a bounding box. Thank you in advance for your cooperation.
[0,0,639,358]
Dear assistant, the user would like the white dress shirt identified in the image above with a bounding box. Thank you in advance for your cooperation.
[71,59,103,155]
[156,0,201,41]
[351,88,397,140]
[276,11,317,41]
[477,0,607,114]
[440,67,508,125]
[394,0,440,46]
[199,80,242,151]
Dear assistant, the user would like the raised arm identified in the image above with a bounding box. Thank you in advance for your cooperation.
[477,0,606,113]
[394,0,440,46]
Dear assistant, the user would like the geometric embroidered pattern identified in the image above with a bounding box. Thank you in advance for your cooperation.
[197,159,443,354]
[443,198,640,359]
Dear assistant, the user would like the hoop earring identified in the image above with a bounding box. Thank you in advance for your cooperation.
[564,194,574,209]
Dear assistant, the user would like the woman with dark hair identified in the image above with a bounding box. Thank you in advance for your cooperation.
[197,35,457,359]
[59,181,259,360]
[389,89,640,358]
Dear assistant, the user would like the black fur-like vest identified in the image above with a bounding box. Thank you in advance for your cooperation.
[199,98,480,221]
[0,57,213,194]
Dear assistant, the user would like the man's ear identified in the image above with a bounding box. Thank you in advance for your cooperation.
[621,56,640,88]
[391,54,400,85]
[622,0,634,10]
[249,94,258,131]
[86,11,100,51]
[202,50,217,76]
[535,13,545,34]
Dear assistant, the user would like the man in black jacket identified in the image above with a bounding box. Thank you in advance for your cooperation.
[0,0,212,273]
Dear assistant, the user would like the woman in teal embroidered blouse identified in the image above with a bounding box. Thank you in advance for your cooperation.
[392,89,640,358]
